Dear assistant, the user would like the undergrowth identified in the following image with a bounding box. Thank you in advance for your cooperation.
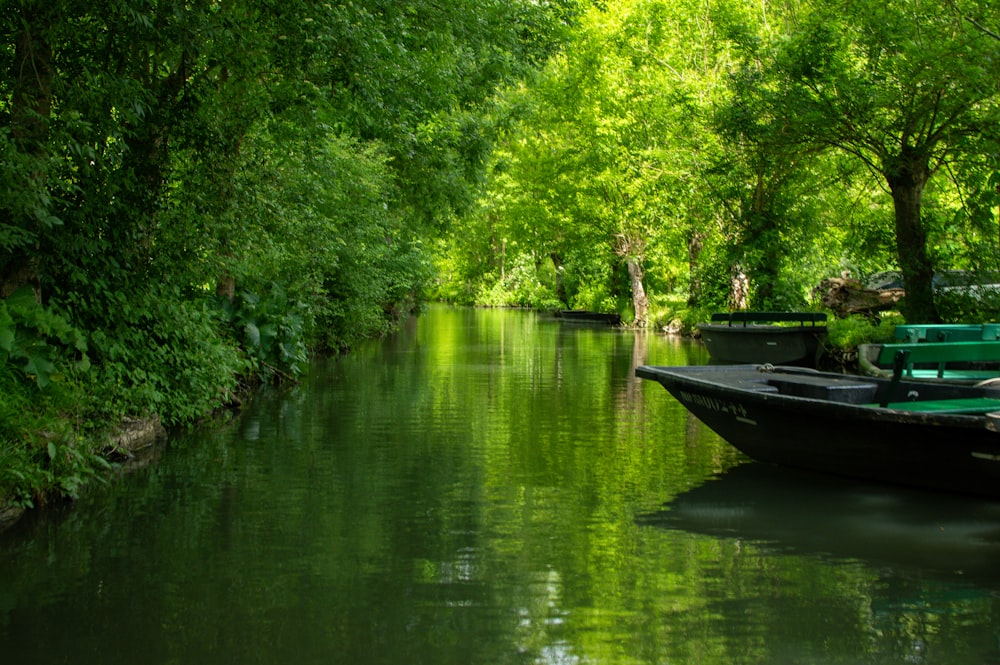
[0,277,407,511]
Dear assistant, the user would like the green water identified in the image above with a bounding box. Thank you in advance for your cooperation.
[2,306,999,664]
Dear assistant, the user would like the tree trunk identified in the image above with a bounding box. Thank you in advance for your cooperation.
[2,5,55,302]
[747,212,780,307]
[616,234,648,326]
[686,229,704,307]
[11,10,54,149]
[216,275,236,302]
[550,252,566,305]
[626,257,649,327]
[884,148,939,323]
[118,52,189,265]
[729,265,749,310]
[813,276,904,318]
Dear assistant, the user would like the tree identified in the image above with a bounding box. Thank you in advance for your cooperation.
[766,0,1000,322]
[458,0,729,323]
[1,0,59,299]
[0,0,576,422]
[706,0,831,309]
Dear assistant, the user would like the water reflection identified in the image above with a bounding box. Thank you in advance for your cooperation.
[640,463,1000,664]
[641,463,1000,586]
[0,306,998,664]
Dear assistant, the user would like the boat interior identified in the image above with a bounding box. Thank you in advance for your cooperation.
[674,365,1000,414]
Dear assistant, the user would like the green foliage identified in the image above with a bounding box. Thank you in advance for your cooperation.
[57,284,244,427]
[0,126,63,255]
[441,0,1000,327]
[935,290,1000,324]
[438,0,720,319]
[0,0,576,510]
[216,288,307,382]
[0,330,109,507]
[758,0,1000,321]
[825,315,900,351]
[0,367,47,508]
[0,286,89,388]
[474,254,563,310]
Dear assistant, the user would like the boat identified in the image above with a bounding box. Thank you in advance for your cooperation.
[858,339,1000,383]
[696,311,827,366]
[635,363,1000,498]
[638,462,1000,586]
[558,310,621,325]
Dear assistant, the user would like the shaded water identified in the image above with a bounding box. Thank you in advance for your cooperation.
[2,306,999,664]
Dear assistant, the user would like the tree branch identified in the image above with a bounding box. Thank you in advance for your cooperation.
[965,15,1000,42]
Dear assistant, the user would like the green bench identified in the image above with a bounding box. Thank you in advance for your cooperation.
[874,341,1000,380]
[872,341,1000,407]
[710,311,827,327]
[895,323,1000,342]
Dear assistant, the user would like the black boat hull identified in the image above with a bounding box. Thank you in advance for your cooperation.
[637,364,1000,498]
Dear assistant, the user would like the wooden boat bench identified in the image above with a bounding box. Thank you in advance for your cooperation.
[765,373,878,404]
[873,341,1000,406]
[875,341,1000,380]
[711,311,827,327]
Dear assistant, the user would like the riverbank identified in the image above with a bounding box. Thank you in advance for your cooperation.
[0,278,356,533]
[0,405,253,535]
[0,415,162,534]
[0,364,252,536]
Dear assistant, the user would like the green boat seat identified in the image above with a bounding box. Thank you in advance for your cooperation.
[895,369,1000,381]
[875,341,1000,380]
[871,342,1000,406]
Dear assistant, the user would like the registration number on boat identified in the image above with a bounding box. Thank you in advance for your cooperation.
[677,390,755,424]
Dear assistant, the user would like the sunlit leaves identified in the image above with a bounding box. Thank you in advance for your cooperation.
[451,0,731,314]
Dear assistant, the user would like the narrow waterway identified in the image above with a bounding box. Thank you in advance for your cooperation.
[2,305,999,664]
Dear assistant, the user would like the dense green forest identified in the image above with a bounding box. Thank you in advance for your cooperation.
[3,0,1000,508]
[0,0,573,508]
[443,0,1000,328]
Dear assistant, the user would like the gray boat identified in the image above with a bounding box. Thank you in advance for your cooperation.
[696,311,827,366]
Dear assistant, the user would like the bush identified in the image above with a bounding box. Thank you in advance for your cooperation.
[58,283,244,427]
[472,254,563,310]
[825,314,900,350]
[0,297,107,506]
[0,286,89,388]
[216,287,307,382]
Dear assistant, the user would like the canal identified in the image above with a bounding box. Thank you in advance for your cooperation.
[1,305,999,664]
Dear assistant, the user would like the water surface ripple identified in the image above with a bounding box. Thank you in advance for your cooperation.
[1,306,998,664]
